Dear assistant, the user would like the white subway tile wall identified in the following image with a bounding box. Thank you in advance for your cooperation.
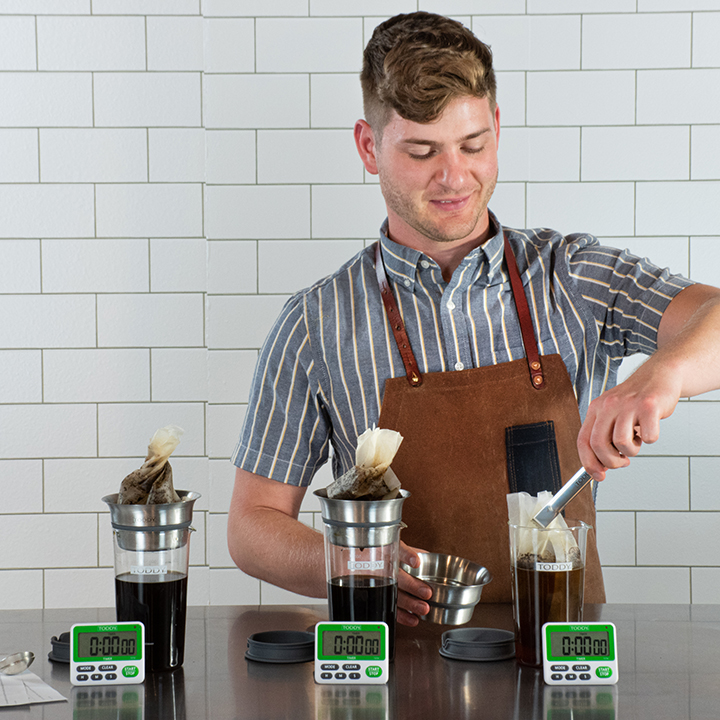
[0,1,718,610]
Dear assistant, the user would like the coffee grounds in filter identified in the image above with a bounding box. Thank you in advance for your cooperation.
[117,425,183,505]
[325,427,404,501]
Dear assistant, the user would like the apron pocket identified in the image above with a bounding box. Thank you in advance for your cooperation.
[505,421,563,496]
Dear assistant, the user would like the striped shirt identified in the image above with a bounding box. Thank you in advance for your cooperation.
[232,213,693,487]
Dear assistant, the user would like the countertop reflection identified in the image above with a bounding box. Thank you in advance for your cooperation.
[2,603,720,719]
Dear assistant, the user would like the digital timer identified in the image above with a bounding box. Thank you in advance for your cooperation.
[70,622,145,686]
[541,622,618,685]
[314,622,389,685]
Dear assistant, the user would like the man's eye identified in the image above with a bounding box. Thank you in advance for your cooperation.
[408,150,434,160]
[463,145,484,154]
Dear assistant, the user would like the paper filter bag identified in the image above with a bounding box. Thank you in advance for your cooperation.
[507,491,581,567]
[326,427,403,500]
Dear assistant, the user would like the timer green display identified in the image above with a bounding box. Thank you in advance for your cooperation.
[314,622,389,685]
[72,623,142,662]
[542,622,618,686]
[550,630,610,658]
[71,622,145,687]
[545,624,616,661]
[322,630,382,658]
[316,622,387,661]
[76,630,137,659]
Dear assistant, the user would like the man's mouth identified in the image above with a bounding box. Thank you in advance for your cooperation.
[430,196,471,210]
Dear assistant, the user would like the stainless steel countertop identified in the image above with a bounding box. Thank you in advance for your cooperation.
[2,603,720,719]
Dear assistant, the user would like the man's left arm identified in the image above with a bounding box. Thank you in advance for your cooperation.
[578,283,720,479]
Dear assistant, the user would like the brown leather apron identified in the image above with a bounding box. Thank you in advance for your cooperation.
[374,236,605,603]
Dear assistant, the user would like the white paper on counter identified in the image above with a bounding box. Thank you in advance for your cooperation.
[0,672,29,706]
[0,671,67,707]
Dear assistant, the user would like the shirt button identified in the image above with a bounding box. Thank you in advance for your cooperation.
[403,279,411,287]
[420,260,430,269]
[454,362,464,371]
[446,300,455,310]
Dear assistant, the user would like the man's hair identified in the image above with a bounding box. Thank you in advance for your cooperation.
[361,12,496,136]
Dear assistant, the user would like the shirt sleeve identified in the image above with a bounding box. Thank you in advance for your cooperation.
[565,235,694,357]
[230,293,331,487]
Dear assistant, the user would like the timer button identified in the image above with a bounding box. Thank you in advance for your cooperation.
[105,673,117,681]
[564,673,577,681]
[551,665,569,672]
[77,665,95,672]
[99,664,117,672]
[320,672,333,680]
[321,664,339,671]
[551,674,563,681]
[573,664,590,672]
[334,672,347,680]
[349,673,361,680]
[90,674,103,681]
[579,673,591,681]
[343,664,360,671]
[76,674,89,682]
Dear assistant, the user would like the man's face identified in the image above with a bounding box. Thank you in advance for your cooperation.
[359,96,500,252]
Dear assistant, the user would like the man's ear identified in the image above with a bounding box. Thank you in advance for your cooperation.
[354,119,379,175]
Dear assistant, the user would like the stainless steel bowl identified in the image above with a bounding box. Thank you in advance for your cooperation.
[401,552,492,625]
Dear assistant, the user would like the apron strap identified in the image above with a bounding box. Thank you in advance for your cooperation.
[374,241,423,387]
[502,233,545,389]
[374,233,544,389]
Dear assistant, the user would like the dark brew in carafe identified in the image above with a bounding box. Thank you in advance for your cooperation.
[116,571,188,672]
[328,575,397,659]
[512,564,584,667]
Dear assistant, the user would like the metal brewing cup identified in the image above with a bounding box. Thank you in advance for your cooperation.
[102,491,200,551]
[313,488,410,547]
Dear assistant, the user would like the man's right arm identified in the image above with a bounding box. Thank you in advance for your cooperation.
[227,467,327,598]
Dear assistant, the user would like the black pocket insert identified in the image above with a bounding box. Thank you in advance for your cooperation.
[505,421,562,496]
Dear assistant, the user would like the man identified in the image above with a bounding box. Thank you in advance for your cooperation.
[228,12,720,625]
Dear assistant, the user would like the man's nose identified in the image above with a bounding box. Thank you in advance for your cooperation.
[434,152,469,189]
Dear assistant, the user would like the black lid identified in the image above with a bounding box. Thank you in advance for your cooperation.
[48,631,70,663]
[440,628,515,662]
[245,630,315,664]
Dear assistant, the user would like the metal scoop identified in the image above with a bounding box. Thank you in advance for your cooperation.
[531,468,594,528]
[0,651,35,675]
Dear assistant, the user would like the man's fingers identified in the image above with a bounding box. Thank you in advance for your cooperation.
[399,568,432,602]
[397,565,431,624]
[609,414,642,458]
[577,406,616,478]
[399,541,426,568]
[397,607,420,627]
[397,587,430,621]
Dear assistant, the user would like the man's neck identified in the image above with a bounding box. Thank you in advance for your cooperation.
[386,214,496,282]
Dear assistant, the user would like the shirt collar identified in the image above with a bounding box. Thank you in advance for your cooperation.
[378,211,506,289]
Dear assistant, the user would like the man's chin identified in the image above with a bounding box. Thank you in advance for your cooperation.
[416,216,487,245]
